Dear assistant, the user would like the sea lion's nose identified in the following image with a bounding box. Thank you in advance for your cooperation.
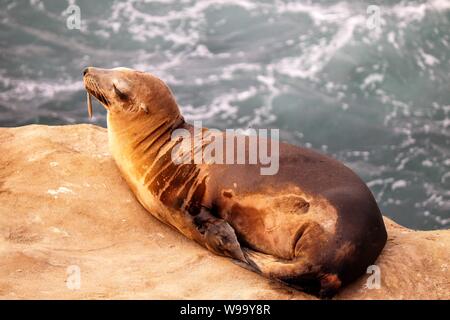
[83,67,90,76]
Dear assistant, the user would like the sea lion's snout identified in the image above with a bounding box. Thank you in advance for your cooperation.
[83,67,114,116]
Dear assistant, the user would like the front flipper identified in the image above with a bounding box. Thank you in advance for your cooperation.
[193,208,246,262]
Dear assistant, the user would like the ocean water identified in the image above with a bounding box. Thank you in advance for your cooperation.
[0,0,449,230]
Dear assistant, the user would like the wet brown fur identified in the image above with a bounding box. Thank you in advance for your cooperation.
[83,67,387,298]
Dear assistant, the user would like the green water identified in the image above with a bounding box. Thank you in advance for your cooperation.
[0,0,449,229]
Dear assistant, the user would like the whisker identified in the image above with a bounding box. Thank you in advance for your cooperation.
[86,77,110,106]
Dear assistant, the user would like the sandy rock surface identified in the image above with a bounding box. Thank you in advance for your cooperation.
[0,124,449,299]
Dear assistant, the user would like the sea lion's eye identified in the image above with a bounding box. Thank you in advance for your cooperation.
[113,83,128,100]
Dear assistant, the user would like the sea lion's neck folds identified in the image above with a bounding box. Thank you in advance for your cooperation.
[107,111,185,180]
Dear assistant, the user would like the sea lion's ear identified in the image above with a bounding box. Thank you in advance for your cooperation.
[139,102,148,114]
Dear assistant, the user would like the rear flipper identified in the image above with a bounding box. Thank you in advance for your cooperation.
[193,208,246,262]
[243,248,342,299]
[192,209,340,298]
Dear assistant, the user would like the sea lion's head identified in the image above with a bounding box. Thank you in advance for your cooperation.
[83,67,180,120]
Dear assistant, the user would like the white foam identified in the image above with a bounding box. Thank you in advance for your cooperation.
[275,15,365,79]
[419,49,439,66]
[391,180,407,191]
[0,76,83,102]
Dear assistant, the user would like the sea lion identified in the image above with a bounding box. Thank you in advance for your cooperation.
[83,67,387,298]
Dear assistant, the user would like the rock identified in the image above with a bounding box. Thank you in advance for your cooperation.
[0,124,448,299]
